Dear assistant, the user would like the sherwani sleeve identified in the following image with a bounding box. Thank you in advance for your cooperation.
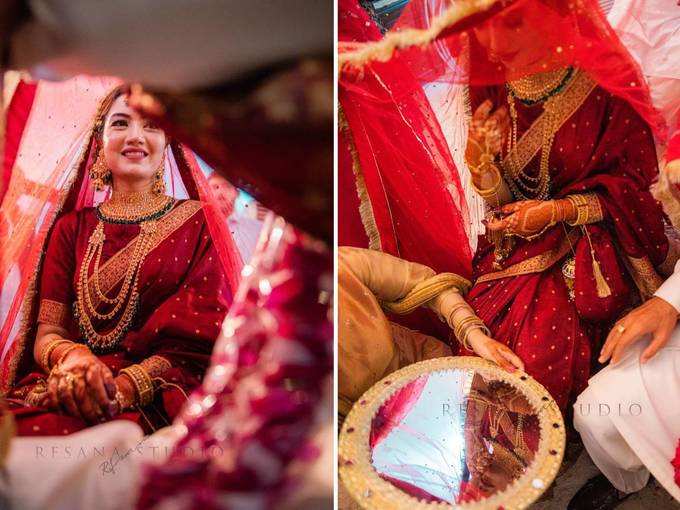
[654,260,680,313]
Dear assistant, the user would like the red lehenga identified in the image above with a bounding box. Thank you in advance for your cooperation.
[0,83,241,436]
[338,0,672,412]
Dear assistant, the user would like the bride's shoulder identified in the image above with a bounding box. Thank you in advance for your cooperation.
[174,199,206,220]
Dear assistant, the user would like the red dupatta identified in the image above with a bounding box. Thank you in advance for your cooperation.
[338,0,666,279]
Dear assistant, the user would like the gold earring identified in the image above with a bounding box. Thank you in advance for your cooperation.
[152,154,166,195]
[90,148,111,191]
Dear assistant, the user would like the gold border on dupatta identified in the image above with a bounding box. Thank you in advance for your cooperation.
[339,106,382,251]
[475,230,579,284]
[86,200,203,308]
[339,356,565,510]
[502,71,597,181]
[338,0,498,69]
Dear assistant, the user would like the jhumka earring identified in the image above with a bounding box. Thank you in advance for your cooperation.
[152,152,166,195]
[90,148,112,191]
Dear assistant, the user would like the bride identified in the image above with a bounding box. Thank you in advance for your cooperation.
[2,85,237,435]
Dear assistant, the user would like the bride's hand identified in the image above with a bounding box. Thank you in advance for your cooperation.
[467,329,525,373]
[486,200,556,238]
[47,349,117,422]
[465,100,510,168]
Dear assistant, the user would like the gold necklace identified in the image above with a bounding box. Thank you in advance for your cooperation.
[504,68,574,201]
[98,189,173,224]
[508,67,571,103]
[75,205,168,352]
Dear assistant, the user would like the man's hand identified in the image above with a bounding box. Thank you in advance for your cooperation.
[599,297,678,365]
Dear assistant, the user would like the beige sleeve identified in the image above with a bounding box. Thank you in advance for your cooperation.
[338,246,436,302]
[338,246,476,332]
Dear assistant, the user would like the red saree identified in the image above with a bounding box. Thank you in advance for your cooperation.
[462,76,668,410]
[7,199,232,435]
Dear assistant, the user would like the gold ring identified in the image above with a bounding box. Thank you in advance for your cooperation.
[616,324,626,334]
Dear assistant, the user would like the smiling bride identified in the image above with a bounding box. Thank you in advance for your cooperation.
[1,85,237,436]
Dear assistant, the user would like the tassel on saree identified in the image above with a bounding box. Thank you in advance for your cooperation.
[582,226,612,298]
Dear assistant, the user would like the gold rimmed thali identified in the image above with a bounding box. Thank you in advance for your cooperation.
[339,356,565,509]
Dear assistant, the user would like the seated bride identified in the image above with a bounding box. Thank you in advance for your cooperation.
[2,85,236,436]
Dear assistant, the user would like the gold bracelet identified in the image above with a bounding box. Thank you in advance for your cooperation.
[461,322,491,351]
[120,365,154,407]
[566,194,592,226]
[40,339,72,372]
[446,302,471,327]
[470,162,503,198]
[454,316,486,350]
[54,343,89,368]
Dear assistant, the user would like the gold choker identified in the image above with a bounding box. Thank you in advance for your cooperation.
[98,191,173,224]
[508,67,572,104]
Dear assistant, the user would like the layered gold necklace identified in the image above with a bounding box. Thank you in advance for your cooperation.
[505,67,574,201]
[75,189,174,352]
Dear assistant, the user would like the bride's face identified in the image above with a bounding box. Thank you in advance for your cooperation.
[101,94,167,187]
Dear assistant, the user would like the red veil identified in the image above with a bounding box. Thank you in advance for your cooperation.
[0,77,243,392]
[338,0,666,275]
[338,0,668,347]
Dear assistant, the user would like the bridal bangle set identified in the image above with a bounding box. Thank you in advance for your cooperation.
[119,364,155,407]
[447,302,491,351]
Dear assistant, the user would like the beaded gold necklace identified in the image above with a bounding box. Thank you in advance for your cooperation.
[75,190,174,352]
[505,67,574,201]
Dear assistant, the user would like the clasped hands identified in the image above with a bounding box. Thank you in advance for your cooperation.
[46,348,134,423]
[485,199,570,239]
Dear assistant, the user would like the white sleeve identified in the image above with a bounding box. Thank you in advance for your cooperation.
[654,260,680,313]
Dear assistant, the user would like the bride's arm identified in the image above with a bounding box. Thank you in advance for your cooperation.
[33,323,71,373]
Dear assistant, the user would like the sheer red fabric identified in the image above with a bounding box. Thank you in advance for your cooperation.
[342,0,665,138]
[0,80,37,204]
[339,0,473,280]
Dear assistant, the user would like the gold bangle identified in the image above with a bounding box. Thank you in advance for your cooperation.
[120,365,154,407]
[54,343,89,368]
[454,316,486,350]
[470,162,502,197]
[40,339,72,372]
[446,302,471,327]
[566,194,590,226]
[139,355,172,378]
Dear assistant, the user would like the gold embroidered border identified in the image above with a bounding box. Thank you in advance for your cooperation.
[502,71,597,179]
[476,231,578,284]
[339,106,382,251]
[338,0,497,69]
[86,200,203,308]
[37,299,70,328]
[140,355,172,378]
[623,254,664,300]
[382,272,471,315]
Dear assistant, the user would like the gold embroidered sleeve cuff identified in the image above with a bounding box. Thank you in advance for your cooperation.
[565,193,604,226]
[139,355,172,378]
[37,299,70,329]
[120,364,155,407]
